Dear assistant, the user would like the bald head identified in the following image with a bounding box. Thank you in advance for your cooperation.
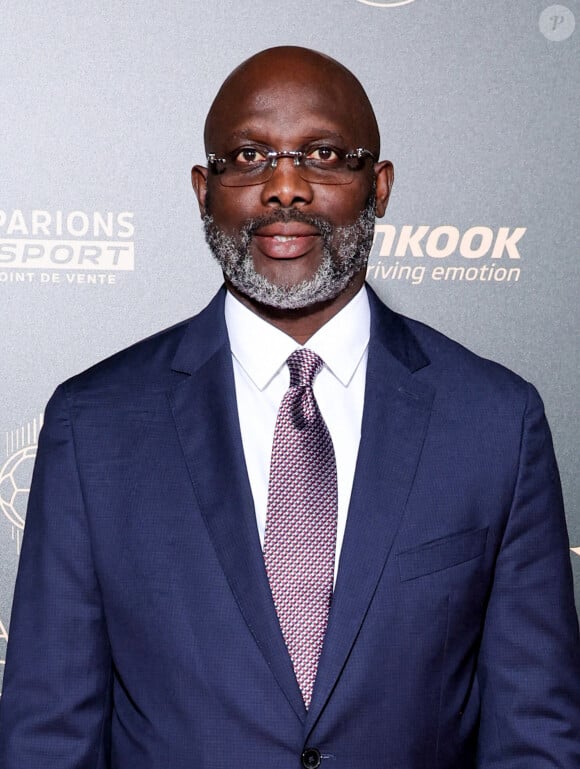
[204,46,380,156]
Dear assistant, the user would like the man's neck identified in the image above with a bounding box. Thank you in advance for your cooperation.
[225,271,366,345]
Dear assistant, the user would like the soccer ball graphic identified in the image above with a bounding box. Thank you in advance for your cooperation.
[0,445,37,530]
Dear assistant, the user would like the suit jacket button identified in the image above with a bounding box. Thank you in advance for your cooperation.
[301,747,322,768]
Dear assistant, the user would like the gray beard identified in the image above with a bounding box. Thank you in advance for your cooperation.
[202,194,376,310]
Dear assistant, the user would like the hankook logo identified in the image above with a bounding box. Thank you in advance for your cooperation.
[355,0,417,7]
[367,225,526,286]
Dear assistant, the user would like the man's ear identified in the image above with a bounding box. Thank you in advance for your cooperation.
[191,165,209,216]
[373,160,394,218]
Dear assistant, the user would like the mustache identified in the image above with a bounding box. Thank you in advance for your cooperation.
[243,209,333,238]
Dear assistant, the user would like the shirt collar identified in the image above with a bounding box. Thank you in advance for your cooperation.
[224,285,370,390]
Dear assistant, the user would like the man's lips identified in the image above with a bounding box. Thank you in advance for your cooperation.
[252,222,321,259]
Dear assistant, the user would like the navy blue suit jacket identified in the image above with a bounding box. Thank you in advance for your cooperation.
[1,286,579,768]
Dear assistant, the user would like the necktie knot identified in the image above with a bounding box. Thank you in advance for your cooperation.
[287,350,324,426]
[287,349,324,389]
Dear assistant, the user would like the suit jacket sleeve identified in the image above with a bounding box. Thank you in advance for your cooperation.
[476,383,580,767]
[0,384,112,769]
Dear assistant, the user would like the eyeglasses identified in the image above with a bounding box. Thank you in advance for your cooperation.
[206,144,377,187]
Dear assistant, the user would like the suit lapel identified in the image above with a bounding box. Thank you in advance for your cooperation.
[305,288,435,735]
[167,287,434,731]
[168,289,306,723]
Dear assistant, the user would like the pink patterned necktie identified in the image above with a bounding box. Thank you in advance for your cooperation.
[263,349,338,709]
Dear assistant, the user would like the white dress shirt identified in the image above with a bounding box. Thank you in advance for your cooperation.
[224,286,370,582]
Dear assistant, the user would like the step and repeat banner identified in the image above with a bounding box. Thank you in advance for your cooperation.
[1,1,579,690]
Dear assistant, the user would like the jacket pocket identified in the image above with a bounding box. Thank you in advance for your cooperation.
[397,527,488,582]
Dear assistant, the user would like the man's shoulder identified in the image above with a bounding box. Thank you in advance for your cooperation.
[61,318,192,399]
[400,311,532,405]
[57,288,227,402]
[368,289,533,408]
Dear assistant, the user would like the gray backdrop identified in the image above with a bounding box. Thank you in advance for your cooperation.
[1,0,579,692]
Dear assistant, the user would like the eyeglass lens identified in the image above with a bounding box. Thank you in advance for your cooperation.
[218,164,356,187]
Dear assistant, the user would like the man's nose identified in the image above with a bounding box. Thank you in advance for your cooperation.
[260,157,314,208]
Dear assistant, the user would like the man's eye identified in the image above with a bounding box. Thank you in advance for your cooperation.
[306,146,341,163]
[232,147,267,165]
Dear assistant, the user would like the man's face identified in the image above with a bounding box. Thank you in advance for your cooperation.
[193,57,392,310]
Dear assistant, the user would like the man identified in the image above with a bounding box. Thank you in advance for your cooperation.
[1,46,579,769]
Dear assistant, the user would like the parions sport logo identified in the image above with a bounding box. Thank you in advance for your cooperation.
[0,416,42,554]
[0,209,135,286]
[355,0,417,7]
[367,224,526,286]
